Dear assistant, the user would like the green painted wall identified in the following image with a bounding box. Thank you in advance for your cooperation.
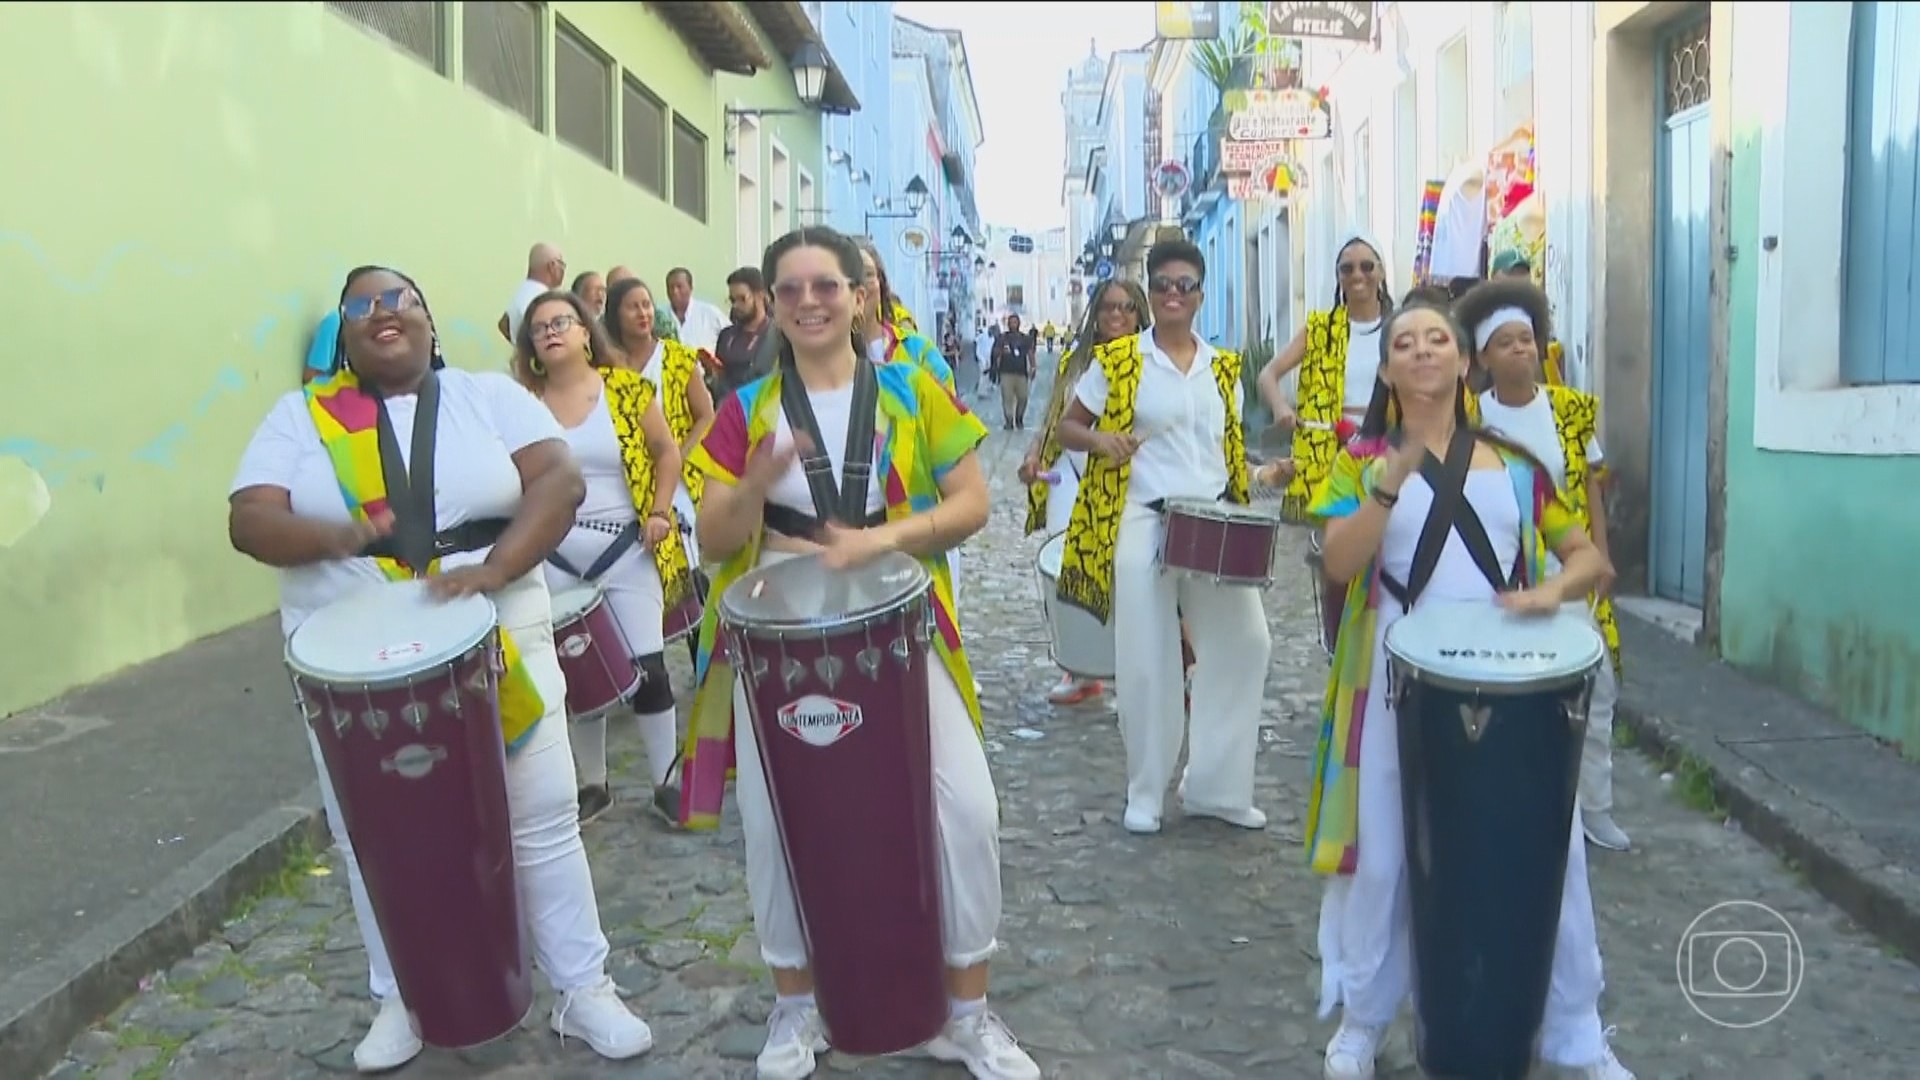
[720,20,828,263]
[1720,68,1920,752]
[0,1,746,716]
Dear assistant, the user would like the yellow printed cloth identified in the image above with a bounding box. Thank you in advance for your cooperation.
[303,368,546,752]
[653,340,709,505]
[1057,336,1250,624]
[1283,308,1351,521]
[1023,345,1096,536]
[602,368,695,613]
[1545,383,1622,674]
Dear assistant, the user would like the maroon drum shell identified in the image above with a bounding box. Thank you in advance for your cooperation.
[552,592,641,720]
[662,592,704,643]
[1308,530,1346,660]
[726,594,948,1057]
[297,636,533,1050]
[1160,504,1281,585]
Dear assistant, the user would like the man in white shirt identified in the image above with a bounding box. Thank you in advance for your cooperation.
[664,267,727,355]
[499,242,566,344]
[1054,239,1273,836]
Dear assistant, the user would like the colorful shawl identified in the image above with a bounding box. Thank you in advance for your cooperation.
[303,368,547,752]
[1024,344,1096,536]
[882,326,958,396]
[676,362,988,830]
[602,368,695,613]
[1283,308,1352,521]
[1411,179,1445,286]
[1056,335,1251,625]
[1544,384,1621,675]
[1302,440,1579,875]
[644,339,709,504]
[887,298,920,335]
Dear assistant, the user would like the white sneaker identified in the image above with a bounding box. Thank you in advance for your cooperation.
[1122,802,1162,834]
[353,995,422,1073]
[927,1008,1041,1080]
[1176,777,1267,829]
[550,975,654,1060]
[1582,810,1632,851]
[756,998,828,1079]
[1322,1018,1385,1078]
[1559,1044,1636,1079]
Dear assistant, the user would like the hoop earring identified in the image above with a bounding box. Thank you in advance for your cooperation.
[529,356,546,376]
[584,341,594,364]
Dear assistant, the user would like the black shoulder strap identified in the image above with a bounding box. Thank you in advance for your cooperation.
[777,359,880,526]
[1406,426,1512,603]
[371,369,440,574]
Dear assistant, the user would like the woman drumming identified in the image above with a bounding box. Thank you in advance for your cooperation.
[1305,302,1632,1080]
[1017,277,1148,704]
[682,228,1038,1080]
[602,277,717,658]
[514,290,694,826]
[1456,280,1629,851]
[1258,234,1395,520]
[228,267,655,1072]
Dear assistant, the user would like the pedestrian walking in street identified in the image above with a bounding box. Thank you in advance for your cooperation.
[990,314,1036,430]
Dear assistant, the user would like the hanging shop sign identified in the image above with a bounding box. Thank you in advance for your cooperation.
[1156,1,1222,40]
[1225,87,1332,142]
[1153,160,1192,200]
[898,227,930,258]
[1265,2,1375,44]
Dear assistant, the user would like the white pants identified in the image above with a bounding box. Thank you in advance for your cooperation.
[312,571,611,1000]
[1579,645,1620,815]
[675,484,700,569]
[1315,636,1607,1067]
[946,547,963,621]
[1112,502,1272,814]
[732,555,1002,970]
[542,525,677,787]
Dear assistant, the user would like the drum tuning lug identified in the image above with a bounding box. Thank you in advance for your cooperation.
[1458,702,1491,744]
[331,709,354,738]
[780,657,806,691]
[750,654,770,687]
[466,670,491,697]
[889,636,913,669]
[441,687,464,716]
[401,702,431,734]
[814,655,845,689]
[855,646,883,679]
[361,708,392,740]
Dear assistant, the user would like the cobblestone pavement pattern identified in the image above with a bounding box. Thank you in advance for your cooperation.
[52,360,1920,1079]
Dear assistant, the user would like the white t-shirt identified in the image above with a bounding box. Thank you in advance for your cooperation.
[561,395,637,524]
[1343,315,1383,411]
[1476,387,1606,493]
[672,299,728,355]
[230,369,564,637]
[763,385,886,517]
[504,278,548,344]
[1074,330,1244,506]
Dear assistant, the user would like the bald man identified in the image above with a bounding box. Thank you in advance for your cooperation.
[607,264,636,285]
[499,242,567,343]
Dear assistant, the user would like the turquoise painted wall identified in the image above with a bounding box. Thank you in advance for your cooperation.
[0,1,741,715]
[1720,64,1920,752]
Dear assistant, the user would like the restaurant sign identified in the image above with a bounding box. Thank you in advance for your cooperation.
[1265,2,1375,44]
[1225,88,1332,142]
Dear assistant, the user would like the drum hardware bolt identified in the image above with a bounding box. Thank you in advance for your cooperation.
[889,636,913,669]
[466,670,491,696]
[780,657,806,691]
[855,646,883,679]
[361,708,392,740]
[1458,701,1492,743]
[813,654,845,689]
[401,701,431,734]
[331,709,354,738]
[441,688,464,716]
[749,654,770,687]
[1562,673,1597,733]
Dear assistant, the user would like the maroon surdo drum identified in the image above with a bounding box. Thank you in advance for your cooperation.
[287,581,533,1049]
[718,551,948,1057]
[549,584,641,721]
[1307,529,1345,661]
[1158,496,1286,588]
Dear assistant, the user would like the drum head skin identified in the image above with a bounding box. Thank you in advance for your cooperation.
[1163,496,1283,524]
[720,551,930,631]
[1037,532,1067,578]
[1385,600,1603,693]
[288,580,497,684]
[550,584,601,624]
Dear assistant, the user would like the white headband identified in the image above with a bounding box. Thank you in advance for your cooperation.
[1473,307,1531,353]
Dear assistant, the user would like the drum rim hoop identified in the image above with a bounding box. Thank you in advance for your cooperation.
[1162,496,1283,523]
[722,583,933,637]
[550,585,606,625]
[287,625,500,691]
[1384,649,1603,695]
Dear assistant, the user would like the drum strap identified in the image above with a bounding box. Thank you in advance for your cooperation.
[1381,427,1513,611]
[777,358,880,527]
[546,521,639,584]
[370,369,441,574]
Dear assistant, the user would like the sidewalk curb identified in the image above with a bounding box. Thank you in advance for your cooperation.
[0,787,329,1079]
[1614,700,1920,961]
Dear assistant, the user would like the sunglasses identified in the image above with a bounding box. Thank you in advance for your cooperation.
[530,314,580,339]
[340,287,421,322]
[1098,300,1138,316]
[772,277,849,305]
[1339,259,1378,277]
[1149,275,1201,296]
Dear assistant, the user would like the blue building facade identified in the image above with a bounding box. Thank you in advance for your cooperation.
[812,2,897,238]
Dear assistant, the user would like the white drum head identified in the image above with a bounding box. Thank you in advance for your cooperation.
[720,550,929,631]
[550,584,601,625]
[288,581,496,683]
[1037,532,1067,579]
[1384,600,1603,691]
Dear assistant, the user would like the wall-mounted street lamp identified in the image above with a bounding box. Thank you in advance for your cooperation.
[1108,221,1129,245]
[724,43,830,161]
[863,175,929,233]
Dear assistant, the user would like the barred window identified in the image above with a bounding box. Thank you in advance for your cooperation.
[554,19,612,166]
[464,0,543,130]
[326,1,447,72]
[621,76,668,195]
[673,117,708,221]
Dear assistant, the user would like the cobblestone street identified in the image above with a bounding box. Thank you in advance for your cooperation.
[50,375,1920,1079]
